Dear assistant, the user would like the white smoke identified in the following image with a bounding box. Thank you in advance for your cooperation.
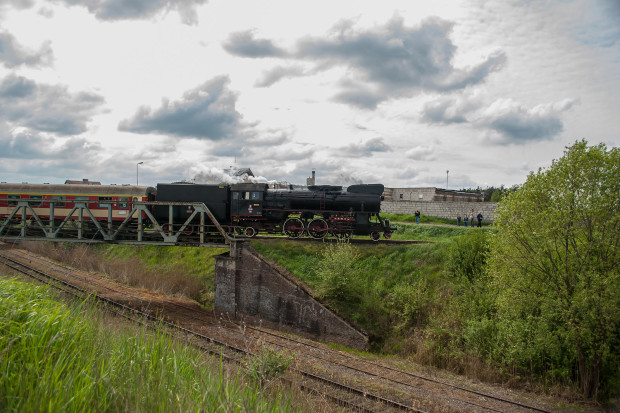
[189,166,281,186]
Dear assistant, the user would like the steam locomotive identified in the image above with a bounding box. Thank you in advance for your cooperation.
[154,182,396,241]
[0,182,396,241]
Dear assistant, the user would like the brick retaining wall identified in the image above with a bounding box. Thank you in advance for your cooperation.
[214,242,368,350]
[381,201,497,223]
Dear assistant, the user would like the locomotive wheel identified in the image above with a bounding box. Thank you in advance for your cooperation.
[283,218,304,238]
[307,218,328,239]
[370,231,381,242]
[245,227,257,238]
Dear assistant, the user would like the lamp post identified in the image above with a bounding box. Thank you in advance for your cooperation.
[136,162,143,185]
[446,170,449,189]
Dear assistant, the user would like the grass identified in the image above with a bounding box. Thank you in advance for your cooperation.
[382,212,493,227]
[16,241,227,310]
[0,277,295,412]
[252,238,448,348]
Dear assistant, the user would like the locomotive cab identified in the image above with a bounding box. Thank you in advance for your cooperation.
[230,183,267,217]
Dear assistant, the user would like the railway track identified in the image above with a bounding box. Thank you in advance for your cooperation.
[0,246,554,412]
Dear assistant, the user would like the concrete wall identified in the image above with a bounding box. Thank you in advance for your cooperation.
[381,200,497,223]
[386,187,483,203]
[215,242,368,350]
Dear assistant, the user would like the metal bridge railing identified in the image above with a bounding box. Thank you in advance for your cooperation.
[0,199,236,247]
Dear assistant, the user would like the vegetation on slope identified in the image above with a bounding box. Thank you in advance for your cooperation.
[254,140,620,403]
[0,278,293,412]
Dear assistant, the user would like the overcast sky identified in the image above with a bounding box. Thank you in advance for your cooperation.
[0,0,618,188]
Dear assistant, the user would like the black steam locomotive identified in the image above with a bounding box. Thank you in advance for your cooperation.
[154,182,396,241]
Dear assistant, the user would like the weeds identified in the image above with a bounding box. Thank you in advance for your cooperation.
[244,345,293,387]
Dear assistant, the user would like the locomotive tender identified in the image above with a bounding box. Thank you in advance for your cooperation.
[0,181,395,241]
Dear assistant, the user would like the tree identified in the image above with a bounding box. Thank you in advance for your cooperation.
[487,140,619,399]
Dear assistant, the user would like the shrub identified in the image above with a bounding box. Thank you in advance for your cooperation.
[315,241,359,300]
[446,230,490,282]
[244,346,293,387]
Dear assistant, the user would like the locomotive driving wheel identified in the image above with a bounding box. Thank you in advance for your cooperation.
[283,218,304,238]
[370,231,381,242]
[307,218,328,239]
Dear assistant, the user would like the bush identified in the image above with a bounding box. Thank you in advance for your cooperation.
[244,347,293,387]
[446,230,490,281]
[315,241,359,300]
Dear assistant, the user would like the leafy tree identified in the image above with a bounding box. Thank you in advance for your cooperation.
[487,140,619,399]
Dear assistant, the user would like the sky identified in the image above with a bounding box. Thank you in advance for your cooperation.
[0,0,618,189]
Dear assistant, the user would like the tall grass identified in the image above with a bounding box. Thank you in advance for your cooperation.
[16,241,226,307]
[0,277,293,412]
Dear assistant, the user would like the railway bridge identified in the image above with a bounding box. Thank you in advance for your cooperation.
[0,198,368,349]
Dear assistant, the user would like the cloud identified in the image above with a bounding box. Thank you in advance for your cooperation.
[421,98,470,124]
[0,74,105,135]
[0,31,53,68]
[255,65,305,87]
[421,93,576,144]
[0,125,102,161]
[339,137,391,157]
[8,0,207,25]
[480,98,575,144]
[225,16,506,108]
[405,145,436,161]
[223,30,287,58]
[119,76,249,140]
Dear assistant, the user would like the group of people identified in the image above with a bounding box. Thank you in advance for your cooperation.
[457,209,483,227]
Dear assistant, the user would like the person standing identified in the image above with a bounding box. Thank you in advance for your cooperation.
[415,209,420,224]
[457,214,461,226]
[477,211,483,227]
[469,210,475,228]
[464,214,468,227]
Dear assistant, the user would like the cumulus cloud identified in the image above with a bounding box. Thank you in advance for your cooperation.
[225,16,506,108]
[223,30,287,58]
[480,98,575,144]
[421,93,576,144]
[421,98,470,124]
[0,130,101,160]
[0,31,53,68]
[255,65,306,87]
[119,76,249,140]
[405,145,436,161]
[339,137,391,157]
[7,0,207,25]
[0,74,105,135]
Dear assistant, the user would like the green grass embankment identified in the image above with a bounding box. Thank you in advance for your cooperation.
[252,223,491,351]
[0,278,292,412]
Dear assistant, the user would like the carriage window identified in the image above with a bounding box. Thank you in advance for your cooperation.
[52,195,65,207]
[250,192,262,200]
[74,196,89,203]
[98,196,113,207]
[29,195,42,206]
[118,197,130,208]
[232,192,239,200]
[8,195,20,206]
[243,192,250,200]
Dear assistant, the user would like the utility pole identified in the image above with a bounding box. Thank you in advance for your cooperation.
[446,170,449,189]
[137,162,143,185]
